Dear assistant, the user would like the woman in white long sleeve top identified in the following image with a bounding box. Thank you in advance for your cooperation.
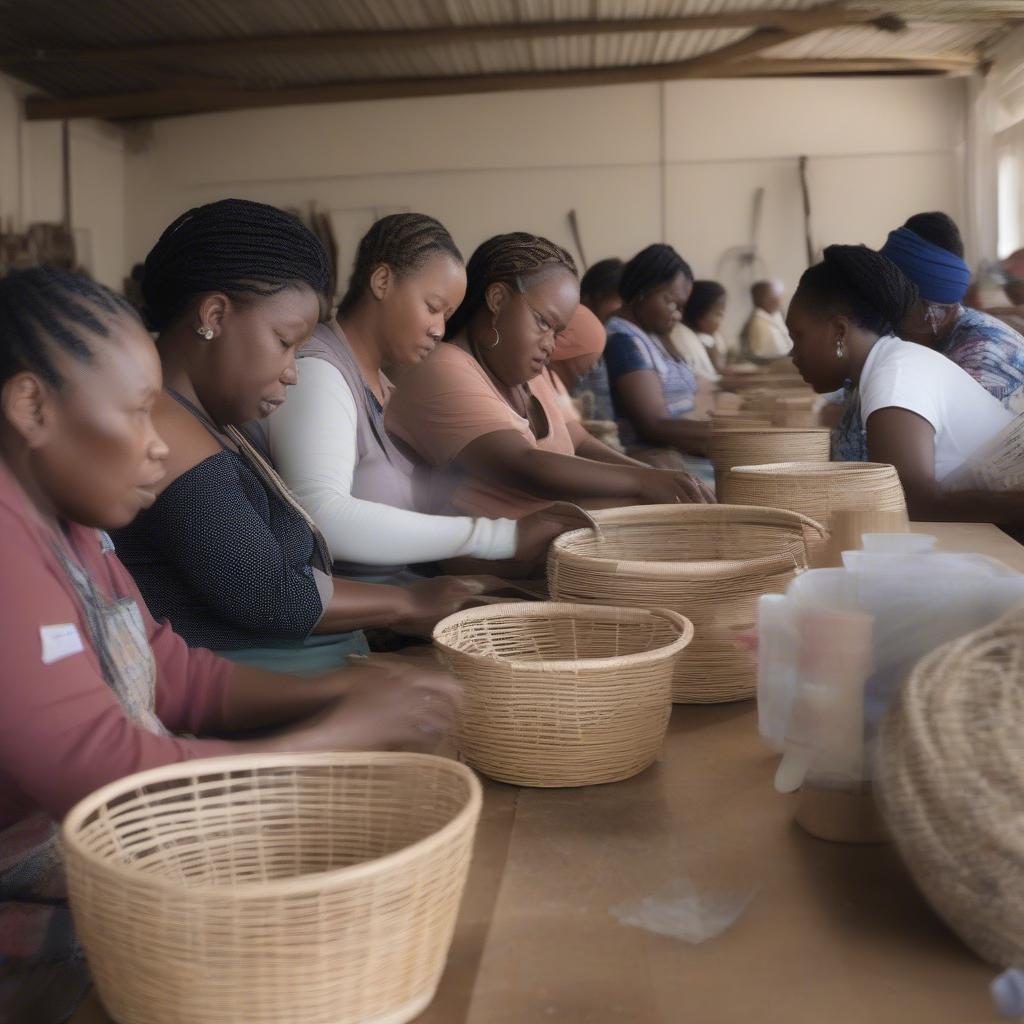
[262,214,573,582]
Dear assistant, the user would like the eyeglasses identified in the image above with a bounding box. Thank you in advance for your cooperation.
[514,275,564,340]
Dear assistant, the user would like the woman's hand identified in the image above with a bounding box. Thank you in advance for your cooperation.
[514,502,601,562]
[392,576,491,637]
[631,468,715,505]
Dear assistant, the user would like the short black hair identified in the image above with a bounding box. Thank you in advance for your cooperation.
[683,280,727,331]
[795,244,919,336]
[338,213,463,316]
[0,266,139,388]
[580,258,624,300]
[141,198,331,332]
[902,212,965,259]
[445,232,577,340]
[619,244,693,304]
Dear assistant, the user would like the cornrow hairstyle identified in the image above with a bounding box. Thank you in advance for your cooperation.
[141,198,331,332]
[580,258,624,300]
[618,244,694,304]
[903,211,964,259]
[683,280,727,331]
[0,266,139,388]
[795,244,919,337]
[445,231,578,340]
[337,212,463,316]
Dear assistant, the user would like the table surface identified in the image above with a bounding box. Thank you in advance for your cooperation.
[74,522,1024,1024]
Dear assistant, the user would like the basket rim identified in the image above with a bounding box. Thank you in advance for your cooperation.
[60,751,482,898]
[432,601,694,671]
[710,426,831,438]
[548,503,824,577]
[727,461,898,477]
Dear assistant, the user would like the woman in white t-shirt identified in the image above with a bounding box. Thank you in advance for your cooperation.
[785,244,1022,526]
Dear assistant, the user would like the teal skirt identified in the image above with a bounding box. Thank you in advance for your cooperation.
[221,630,370,676]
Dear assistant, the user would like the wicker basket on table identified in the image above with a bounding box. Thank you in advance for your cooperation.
[547,504,824,703]
[62,752,481,1024]
[719,461,907,534]
[709,427,831,491]
[434,602,692,787]
[877,606,1024,967]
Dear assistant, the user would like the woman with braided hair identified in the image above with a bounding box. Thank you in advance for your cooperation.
[787,244,1023,525]
[114,199,492,671]
[0,267,461,1022]
[260,213,588,585]
[603,244,713,472]
[385,231,712,527]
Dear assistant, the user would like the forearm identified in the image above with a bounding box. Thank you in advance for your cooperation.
[314,578,412,634]
[904,482,1024,525]
[633,417,710,457]
[471,448,643,502]
[574,433,647,468]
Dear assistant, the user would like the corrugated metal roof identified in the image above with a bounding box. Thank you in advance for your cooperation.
[0,0,1019,120]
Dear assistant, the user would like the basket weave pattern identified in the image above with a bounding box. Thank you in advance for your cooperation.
[547,505,823,703]
[877,609,1024,967]
[710,428,831,491]
[62,753,481,1024]
[434,602,692,787]
[719,461,907,531]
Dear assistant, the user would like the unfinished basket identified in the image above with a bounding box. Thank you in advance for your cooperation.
[719,461,907,533]
[877,607,1024,967]
[433,602,692,787]
[62,752,481,1024]
[547,504,824,703]
[710,427,831,491]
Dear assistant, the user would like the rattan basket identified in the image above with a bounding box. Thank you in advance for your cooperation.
[547,505,824,703]
[718,461,907,533]
[62,752,482,1024]
[876,607,1024,967]
[709,427,831,491]
[433,602,692,787]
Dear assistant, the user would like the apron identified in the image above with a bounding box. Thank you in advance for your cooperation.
[0,536,168,1024]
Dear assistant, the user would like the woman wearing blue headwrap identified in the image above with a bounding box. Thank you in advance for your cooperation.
[832,213,1024,463]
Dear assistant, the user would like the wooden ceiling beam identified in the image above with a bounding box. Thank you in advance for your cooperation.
[1,2,896,67]
[23,55,978,123]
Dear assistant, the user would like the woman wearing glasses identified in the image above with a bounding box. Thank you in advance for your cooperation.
[385,232,713,527]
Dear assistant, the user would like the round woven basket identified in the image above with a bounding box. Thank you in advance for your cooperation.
[718,461,907,532]
[62,752,482,1024]
[433,602,692,787]
[876,608,1024,967]
[709,427,831,491]
[710,411,774,430]
[547,504,824,703]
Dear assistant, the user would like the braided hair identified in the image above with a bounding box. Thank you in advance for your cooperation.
[337,213,463,316]
[580,258,624,300]
[0,266,139,388]
[903,212,964,258]
[683,280,726,331]
[445,232,577,340]
[141,198,331,332]
[796,244,919,337]
[618,244,693,304]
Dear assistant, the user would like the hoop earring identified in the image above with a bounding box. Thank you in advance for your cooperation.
[196,325,214,340]
[488,326,501,349]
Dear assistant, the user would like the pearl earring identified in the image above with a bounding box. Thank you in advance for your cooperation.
[835,337,845,359]
[196,325,214,340]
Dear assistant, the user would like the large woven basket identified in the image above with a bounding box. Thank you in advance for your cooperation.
[62,752,482,1024]
[719,461,907,532]
[433,602,692,787]
[877,607,1024,967]
[710,427,831,491]
[547,505,824,703]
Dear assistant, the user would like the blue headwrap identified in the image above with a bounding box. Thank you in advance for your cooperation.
[879,226,970,304]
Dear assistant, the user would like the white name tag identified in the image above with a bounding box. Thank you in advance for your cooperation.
[40,623,85,665]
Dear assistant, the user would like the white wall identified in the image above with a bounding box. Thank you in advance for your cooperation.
[0,72,127,290]
[123,74,966,337]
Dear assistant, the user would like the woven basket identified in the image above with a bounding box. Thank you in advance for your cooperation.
[710,411,774,430]
[433,602,692,787]
[547,504,824,703]
[710,427,831,491]
[877,607,1024,967]
[719,461,907,533]
[62,752,481,1024]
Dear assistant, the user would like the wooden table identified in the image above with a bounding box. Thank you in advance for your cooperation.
[74,523,1024,1024]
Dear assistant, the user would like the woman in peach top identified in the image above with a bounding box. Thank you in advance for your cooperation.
[385,232,713,520]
